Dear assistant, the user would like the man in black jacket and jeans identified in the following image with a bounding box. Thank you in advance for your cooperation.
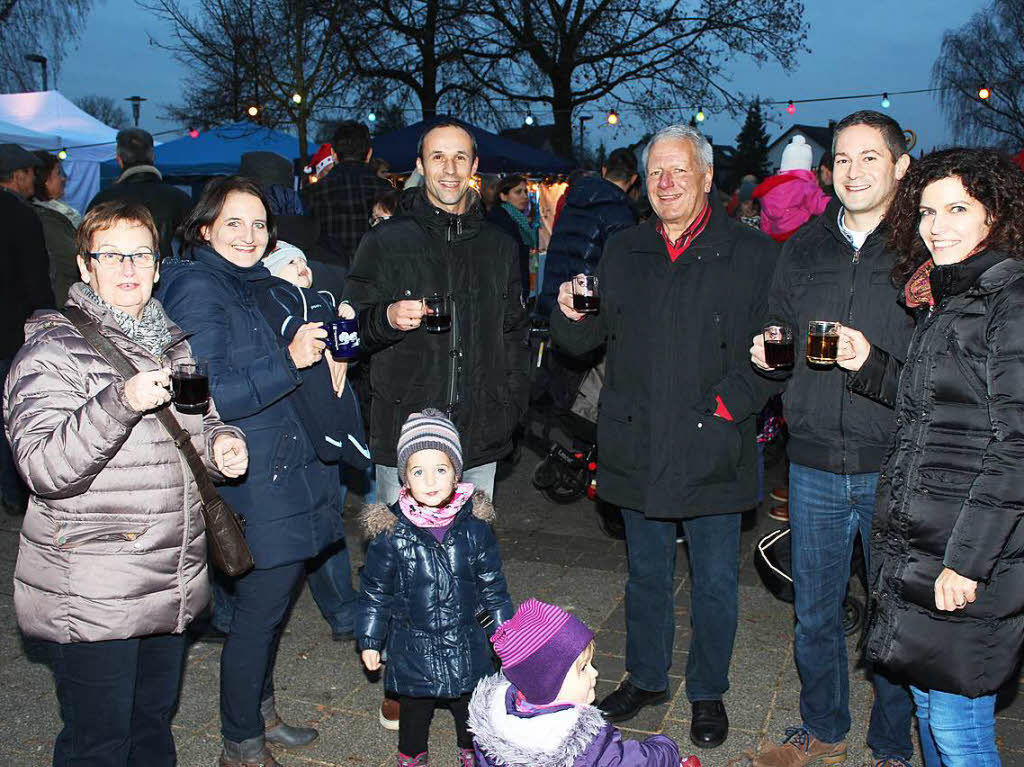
[551,124,779,749]
[344,121,530,503]
[749,111,915,767]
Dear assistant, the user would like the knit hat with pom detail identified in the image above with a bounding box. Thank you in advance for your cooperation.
[491,599,594,704]
[396,408,463,484]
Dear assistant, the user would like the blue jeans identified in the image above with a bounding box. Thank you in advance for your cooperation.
[46,633,187,767]
[220,562,306,741]
[911,686,1000,767]
[789,463,913,758]
[621,508,740,699]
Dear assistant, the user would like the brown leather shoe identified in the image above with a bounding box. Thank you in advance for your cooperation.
[753,727,846,766]
[218,735,282,767]
[380,697,400,731]
[768,504,789,523]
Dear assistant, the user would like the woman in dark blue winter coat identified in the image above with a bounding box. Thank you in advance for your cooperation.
[158,176,345,767]
[358,409,514,767]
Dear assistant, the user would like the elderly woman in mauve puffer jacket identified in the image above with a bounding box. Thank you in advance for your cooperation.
[4,199,248,767]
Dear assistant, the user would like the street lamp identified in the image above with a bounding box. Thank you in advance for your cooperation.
[578,113,593,164]
[24,54,47,91]
[124,96,147,127]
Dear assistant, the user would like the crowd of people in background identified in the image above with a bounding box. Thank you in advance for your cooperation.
[0,105,1022,767]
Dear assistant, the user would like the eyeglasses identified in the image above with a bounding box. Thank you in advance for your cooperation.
[86,251,158,269]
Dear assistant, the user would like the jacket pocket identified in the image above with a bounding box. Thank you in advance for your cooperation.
[597,388,636,471]
[53,520,152,552]
[683,410,742,487]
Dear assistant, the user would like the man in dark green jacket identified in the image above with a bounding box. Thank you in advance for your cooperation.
[344,121,530,506]
[550,124,778,748]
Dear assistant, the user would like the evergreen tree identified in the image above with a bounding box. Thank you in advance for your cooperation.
[733,99,771,186]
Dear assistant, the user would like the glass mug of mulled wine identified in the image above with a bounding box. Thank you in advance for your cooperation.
[572,274,599,313]
[423,292,452,334]
[806,320,840,365]
[171,359,210,415]
[762,322,794,369]
[324,317,360,361]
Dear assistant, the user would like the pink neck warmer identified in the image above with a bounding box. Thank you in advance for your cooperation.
[398,482,475,528]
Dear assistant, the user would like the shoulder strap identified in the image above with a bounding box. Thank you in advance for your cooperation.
[61,306,221,506]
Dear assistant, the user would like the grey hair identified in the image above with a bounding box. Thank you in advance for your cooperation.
[641,124,714,172]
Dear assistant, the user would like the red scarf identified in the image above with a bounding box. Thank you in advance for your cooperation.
[657,201,711,262]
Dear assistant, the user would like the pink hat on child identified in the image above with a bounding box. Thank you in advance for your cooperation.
[491,599,594,704]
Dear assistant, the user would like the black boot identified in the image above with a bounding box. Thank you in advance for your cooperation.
[261,695,318,748]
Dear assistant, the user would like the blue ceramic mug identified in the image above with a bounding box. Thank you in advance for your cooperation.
[325,317,360,361]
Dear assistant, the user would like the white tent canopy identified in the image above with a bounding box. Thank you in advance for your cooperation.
[0,91,118,212]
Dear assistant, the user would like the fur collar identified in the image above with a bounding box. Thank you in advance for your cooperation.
[468,673,606,767]
[360,490,495,538]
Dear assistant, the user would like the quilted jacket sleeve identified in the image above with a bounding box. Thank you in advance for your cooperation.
[944,289,1024,582]
[357,532,397,651]
[160,271,300,422]
[473,522,515,627]
[4,328,141,499]
[847,344,903,409]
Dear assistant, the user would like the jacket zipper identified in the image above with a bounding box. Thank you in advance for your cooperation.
[837,244,862,474]
[445,217,461,419]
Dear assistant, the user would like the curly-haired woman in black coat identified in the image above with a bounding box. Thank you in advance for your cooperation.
[836,148,1024,767]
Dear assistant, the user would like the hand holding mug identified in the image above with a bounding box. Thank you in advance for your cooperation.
[124,368,172,412]
[387,299,426,331]
[288,322,327,369]
[750,334,770,370]
[556,279,586,322]
[835,326,872,372]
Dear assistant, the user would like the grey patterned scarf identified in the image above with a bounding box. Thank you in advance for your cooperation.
[78,284,172,356]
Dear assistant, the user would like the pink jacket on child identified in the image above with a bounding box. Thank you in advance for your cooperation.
[753,169,830,242]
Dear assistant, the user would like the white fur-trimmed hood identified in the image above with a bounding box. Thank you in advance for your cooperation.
[468,673,605,767]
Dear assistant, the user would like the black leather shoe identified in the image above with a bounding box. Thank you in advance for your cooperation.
[597,680,668,723]
[690,700,728,749]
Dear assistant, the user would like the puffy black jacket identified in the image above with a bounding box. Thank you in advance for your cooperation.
[343,188,530,468]
[550,195,779,518]
[356,492,514,698]
[88,167,193,262]
[850,251,1024,697]
[764,200,915,474]
[538,176,638,317]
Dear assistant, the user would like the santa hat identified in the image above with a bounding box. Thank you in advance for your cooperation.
[304,143,335,176]
[780,134,813,172]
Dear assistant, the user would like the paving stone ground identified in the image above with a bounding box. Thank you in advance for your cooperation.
[0,448,1021,766]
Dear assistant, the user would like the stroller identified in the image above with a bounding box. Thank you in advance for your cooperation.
[522,321,600,504]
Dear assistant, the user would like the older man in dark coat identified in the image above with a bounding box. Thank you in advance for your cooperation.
[550,125,779,749]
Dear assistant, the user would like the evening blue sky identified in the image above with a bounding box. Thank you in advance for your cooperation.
[57,0,990,154]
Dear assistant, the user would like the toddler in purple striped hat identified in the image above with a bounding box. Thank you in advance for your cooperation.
[469,599,698,767]
[357,408,514,767]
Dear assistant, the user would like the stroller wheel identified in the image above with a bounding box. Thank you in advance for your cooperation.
[542,466,589,504]
[843,595,864,637]
[532,458,559,490]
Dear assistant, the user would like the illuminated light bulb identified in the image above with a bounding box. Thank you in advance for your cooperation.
[188,128,199,139]
[292,93,302,104]
[309,174,318,184]
[606,109,620,125]
[57,148,67,160]
[881,92,891,109]
[367,111,376,122]
[525,113,535,126]
[695,107,705,122]
[978,87,991,100]
[247,105,259,117]
[786,101,796,115]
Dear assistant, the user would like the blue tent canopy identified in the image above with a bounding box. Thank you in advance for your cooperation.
[372,116,572,174]
[102,122,301,179]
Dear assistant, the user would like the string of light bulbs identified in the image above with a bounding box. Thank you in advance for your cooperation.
[45,82,997,155]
